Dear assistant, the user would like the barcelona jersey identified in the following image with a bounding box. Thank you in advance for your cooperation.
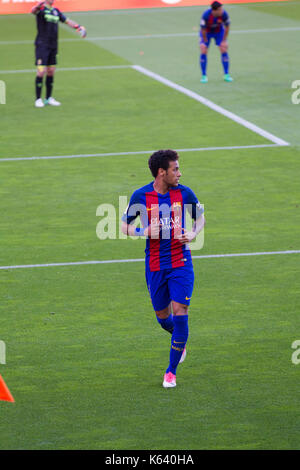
[122,182,204,272]
[200,8,230,35]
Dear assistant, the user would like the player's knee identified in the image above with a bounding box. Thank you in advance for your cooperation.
[156,305,171,319]
[200,44,208,54]
[220,44,228,54]
[47,68,56,77]
[36,66,46,77]
[172,303,189,316]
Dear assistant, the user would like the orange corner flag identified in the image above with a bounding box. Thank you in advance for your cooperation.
[0,374,15,403]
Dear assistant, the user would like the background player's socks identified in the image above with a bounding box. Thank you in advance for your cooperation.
[35,76,43,100]
[46,75,54,100]
[157,314,174,334]
[200,53,207,76]
[221,52,229,75]
[166,315,189,375]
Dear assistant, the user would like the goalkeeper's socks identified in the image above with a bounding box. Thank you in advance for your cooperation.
[221,52,229,74]
[200,53,207,76]
[35,76,43,100]
[157,314,174,334]
[46,76,54,100]
[166,315,189,375]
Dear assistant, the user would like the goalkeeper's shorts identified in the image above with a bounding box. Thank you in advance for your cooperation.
[35,44,57,67]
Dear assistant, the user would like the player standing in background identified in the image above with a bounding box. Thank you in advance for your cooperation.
[31,1,87,108]
[122,150,205,388]
[199,1,233,83]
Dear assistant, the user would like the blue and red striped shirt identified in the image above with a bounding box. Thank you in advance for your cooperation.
[200,8,230,35]
[122,182,204,272]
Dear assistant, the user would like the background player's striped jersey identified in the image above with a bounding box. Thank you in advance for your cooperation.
[123,182,204,272]
[200,8,230,34]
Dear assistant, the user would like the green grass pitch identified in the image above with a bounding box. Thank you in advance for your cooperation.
[0,2,300,450]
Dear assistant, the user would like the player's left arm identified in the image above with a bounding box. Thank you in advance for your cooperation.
[57,10,87,38]
[177,189,205,244]
[221,11,230,43]
[65,19,86,37]
[177,214,206,244]
[223,24,230,41]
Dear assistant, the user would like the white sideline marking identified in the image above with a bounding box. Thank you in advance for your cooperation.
[0,62,291,146]
[133,65,290,147]
[0,64,289,162]
[0,144,279,163]
[0,65,131,75]
[81,27,300,41]
[1,27,300,45]
[1,250,299,271]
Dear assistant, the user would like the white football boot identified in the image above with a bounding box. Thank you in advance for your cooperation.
[46,97,61,106]
[35,98,45,108]
[163,372,176,388]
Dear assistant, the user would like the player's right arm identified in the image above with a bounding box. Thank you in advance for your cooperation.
[121,221,160,238]
[200,12,208,44]
[121,189,160,238]
[31,1,45,15]
[201,27,208,44]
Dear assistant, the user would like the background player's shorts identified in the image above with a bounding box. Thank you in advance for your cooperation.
[146,264,195,312]
[35,45,57,67]
[200,30,224,47]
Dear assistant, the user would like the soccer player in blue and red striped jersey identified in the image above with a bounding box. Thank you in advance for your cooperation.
[122,150,205,388]
[199,1,233,83]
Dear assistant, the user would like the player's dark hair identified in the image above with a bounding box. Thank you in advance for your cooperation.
[148,149,179,178]
[211,1,222,10]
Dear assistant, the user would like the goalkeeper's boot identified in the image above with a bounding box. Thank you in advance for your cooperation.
[179,347,186,364]
[163,372,176,388]
[224,74,233,82]
[200,75,208,83]
[35,98,45,108]
[45,97,61,106]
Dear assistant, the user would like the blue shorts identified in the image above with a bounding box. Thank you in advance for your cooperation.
[145,264,194,312]
[200,30,224,47]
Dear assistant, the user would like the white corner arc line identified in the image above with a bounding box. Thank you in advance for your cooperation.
[0,144,279,163]
[0,250,299,270]
[132,65,290,147]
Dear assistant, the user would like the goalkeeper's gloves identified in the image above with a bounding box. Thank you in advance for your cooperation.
[75,24,87,38]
